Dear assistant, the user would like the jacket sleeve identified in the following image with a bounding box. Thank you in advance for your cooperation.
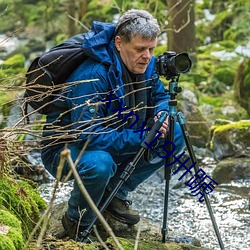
[65,61,143,156]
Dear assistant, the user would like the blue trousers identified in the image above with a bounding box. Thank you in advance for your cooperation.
[41,123,185,226]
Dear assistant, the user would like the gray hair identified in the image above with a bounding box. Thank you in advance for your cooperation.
[115,9,160,43]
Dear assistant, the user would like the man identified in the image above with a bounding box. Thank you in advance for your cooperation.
[41,9,185,241]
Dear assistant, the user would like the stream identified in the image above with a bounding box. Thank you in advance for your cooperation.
[38,156,250,250]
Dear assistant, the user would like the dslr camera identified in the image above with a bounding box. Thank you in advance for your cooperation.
[156,51,192,79]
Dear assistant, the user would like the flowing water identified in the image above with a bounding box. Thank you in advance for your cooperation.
[38,156,250,250]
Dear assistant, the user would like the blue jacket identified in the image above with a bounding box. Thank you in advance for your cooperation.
[44,21,170,156]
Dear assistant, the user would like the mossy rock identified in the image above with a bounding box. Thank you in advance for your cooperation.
[106,237,211,250]
[209,120,250,160]
[0,209,24,250]
[0,174,47,239]
[193,43,240,95]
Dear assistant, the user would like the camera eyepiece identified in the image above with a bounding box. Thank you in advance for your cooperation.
[156,51,192,79]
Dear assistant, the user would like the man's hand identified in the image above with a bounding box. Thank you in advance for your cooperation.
[154,111,169,138]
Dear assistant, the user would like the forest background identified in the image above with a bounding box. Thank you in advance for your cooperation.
[0,0,250,249]
[0,0,250,124]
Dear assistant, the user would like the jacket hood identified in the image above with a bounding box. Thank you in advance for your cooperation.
[82,21,116,65]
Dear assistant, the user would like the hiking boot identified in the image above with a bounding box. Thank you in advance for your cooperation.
[61,213,97,243]
[105,196,140,225]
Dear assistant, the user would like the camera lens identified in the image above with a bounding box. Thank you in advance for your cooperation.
[156,51,192,79]
[174,53,192,73]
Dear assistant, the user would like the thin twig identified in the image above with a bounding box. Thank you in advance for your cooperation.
[134,220,142,250]
[68,14,90,31]
[22,154,65,249]
[93,225,110,250]
[61,148,124,250]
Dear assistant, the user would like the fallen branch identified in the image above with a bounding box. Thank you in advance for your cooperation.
[62,148,124,250]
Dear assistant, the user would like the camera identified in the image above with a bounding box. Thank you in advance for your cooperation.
[156,51,192,79]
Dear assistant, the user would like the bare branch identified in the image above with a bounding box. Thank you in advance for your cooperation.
[63,148,124,250]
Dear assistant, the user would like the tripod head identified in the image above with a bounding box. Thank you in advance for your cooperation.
[168,76,182,100]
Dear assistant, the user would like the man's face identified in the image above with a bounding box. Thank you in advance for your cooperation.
[115,35,157,74]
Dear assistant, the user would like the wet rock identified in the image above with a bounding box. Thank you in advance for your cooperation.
[212,157,250,183]
[12,150,51,183]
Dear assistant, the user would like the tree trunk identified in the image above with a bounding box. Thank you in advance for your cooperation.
[167,0,196,62]
[78,0,88,20]
[67,0,76,36]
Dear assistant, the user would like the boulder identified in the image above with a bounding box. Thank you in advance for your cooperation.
[176,82,211,148]
[209,119,250,160]
[212,157,250,183]
[179,100,211,148]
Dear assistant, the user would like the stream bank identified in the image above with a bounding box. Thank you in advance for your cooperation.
[38,155,250,250]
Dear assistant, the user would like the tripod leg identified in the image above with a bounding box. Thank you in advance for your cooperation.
[177,112,225,250]
[162,167,171,243]
[162,114,175,243]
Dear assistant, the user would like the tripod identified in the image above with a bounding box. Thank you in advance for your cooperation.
[82,77,225,249]
[81,111,168,240]
[161,77,225,249]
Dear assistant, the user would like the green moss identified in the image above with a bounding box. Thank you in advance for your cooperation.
[199,95,224,107]
[0,209,24,249]
[115,238,135,250]
[0,175,47,239]
[154,45,168,57]
[84,243,100,250]
[106,237,206,250]
[213,67,235,86]
[213,120,250,133]
[0,54,26,86]
[199,90,249,121]
[209,120,250,150]
[217,40,237,51]
[7,228,24,249]
[0,91,17,109]
[166,242,183,250]
[0,209,21,229]
[55,34,68,45]
[1,54,25,69]
[214,119,232,125]
[0,235,16,250]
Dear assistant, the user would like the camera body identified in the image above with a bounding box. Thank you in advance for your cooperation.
[156,51,192,79]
